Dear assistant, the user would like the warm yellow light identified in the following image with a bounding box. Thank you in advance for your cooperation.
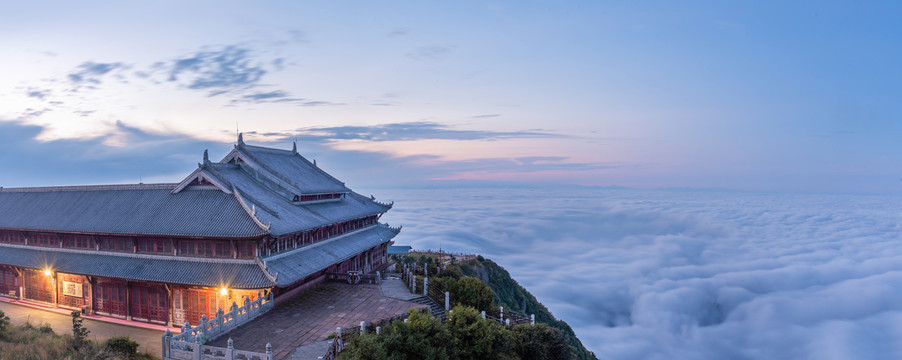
[219,288,228,296]
[43,269,51,276]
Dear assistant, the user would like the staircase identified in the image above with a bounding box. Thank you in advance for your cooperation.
[409,295,446,319]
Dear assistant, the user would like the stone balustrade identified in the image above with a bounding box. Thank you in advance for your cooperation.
[162,291,275,360]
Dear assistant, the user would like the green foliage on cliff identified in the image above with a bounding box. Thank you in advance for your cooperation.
[393,253,597,360]
[340,305,572,360]
[455,257,597,360]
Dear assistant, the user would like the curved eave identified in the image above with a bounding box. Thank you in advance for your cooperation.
[0,244,273,289]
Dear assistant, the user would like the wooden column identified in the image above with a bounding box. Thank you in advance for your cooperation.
[126,281,132,321]
[52,272,58,307]
[165,284,173,327]
[15,267,23,300]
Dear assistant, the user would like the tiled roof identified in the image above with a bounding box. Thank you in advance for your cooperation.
[0,142,393,238]
[236,144,349,194]
[0,185,266,238]
[264,224,400,287]
[202,163,391,236]
[0,244,272,288]
[0,224,398,288]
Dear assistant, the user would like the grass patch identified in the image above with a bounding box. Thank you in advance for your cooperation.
[0,311,157,360]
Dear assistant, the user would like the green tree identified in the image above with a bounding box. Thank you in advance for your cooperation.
[453,276,494,310]
[446,305,497,359]
[71,311,90,349]
[513,323,574,360]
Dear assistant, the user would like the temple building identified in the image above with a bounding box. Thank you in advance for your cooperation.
[0,135,399,326]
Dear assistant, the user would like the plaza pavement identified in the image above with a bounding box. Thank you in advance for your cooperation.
[207,280,427,360]
[0,277,424,360]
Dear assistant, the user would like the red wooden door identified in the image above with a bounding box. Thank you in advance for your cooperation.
[23,270,53,303]
[93,280,128,317]
[0,268,19,298]
[130,284,169,324]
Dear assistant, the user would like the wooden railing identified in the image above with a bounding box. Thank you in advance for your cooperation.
[162,292,275,360]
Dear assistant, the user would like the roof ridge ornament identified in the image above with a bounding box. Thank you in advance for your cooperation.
[292,141,297,154]
[238,132,244,145]
[203,149,210,165]
[232,185,271,232]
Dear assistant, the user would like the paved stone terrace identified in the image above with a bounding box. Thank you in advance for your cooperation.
[208,281,426,359]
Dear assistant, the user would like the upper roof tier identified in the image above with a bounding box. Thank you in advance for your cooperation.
[0,136,392,238]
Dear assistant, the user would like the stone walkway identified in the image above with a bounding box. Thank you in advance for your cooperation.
[208,281,426,359]
[285,341,331,360]
[379,275,421,301]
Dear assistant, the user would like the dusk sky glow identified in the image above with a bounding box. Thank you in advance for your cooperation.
[1,1,900,193]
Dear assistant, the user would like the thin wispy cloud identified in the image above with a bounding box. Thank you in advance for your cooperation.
[161,46,266,93]
[67,61,126,84]
[2,43,341,141]
[230,90,342,107]
[293,122,564,142]
[407,45,452,60]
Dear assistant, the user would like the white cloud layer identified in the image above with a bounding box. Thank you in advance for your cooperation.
[371,188,902,359]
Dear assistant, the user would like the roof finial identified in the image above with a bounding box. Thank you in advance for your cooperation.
[292,141,297,153]
[238,132,244,145]
[203,149,210,164]
[313,159,317,166]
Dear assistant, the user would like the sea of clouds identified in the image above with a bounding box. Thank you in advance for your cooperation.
[369,187,902,359]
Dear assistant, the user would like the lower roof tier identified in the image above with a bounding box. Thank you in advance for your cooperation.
[0,224,399,289]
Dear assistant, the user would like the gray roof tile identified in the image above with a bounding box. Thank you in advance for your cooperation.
[265,224,399,287]
[0,245,272,288]
[0,186,265,238]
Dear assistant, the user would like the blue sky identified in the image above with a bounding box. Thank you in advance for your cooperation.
[1,1,900,193]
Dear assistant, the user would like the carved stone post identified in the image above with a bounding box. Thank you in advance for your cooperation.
[194,336,202,360]
[360,321,366,336]
[226,338,234,359]
[481,311,486,319]
[162,329,172,359]
[199,314,209,341]
[445,292,450,311]
[500,306,504,324]
[423,277,428,296]
[336,327,343,351]
[531,314,535,325]
[266,343,273,360]
[376,326,381,334]
[216,307,224,334]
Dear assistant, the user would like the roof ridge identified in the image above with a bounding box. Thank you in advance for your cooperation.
[291,152,348,189]
[231,185,272,232]
[237,144,300,187]
[0,183,177,193]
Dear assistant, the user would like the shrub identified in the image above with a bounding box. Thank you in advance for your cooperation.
[0,310,9,336]
[512,323,573,360]
[38,323,54,334]
[71,311,89,348]
[453,276,494,310]
[105,336,140,358]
